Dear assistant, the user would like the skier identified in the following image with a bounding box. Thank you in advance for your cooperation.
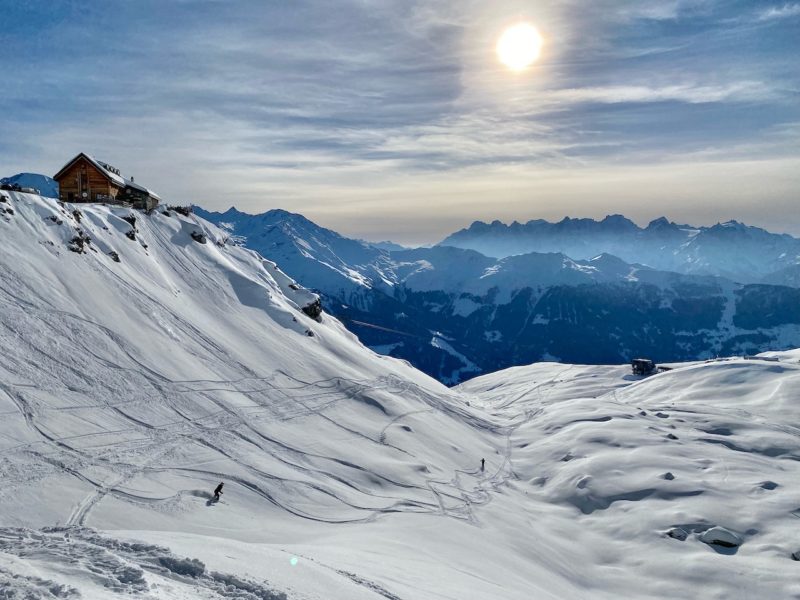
[213,482,224,502]
[481,458,485,472]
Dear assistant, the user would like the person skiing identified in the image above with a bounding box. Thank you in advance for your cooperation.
[481,458,485,472]
[213,482,224,502]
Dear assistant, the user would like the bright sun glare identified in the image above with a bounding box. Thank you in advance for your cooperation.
[497,23,543,71]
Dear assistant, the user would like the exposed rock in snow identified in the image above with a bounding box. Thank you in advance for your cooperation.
[699,526,744,549]
[68,231,92,253]
[666,527,688,541]
[301,297,323,320]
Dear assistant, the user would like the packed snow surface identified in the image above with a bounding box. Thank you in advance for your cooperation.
[2,192,800,598]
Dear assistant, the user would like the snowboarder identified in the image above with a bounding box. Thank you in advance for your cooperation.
[213,482,224,502]
[481,458,485,472]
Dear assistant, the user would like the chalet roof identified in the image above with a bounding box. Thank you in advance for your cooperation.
[124,179,162,201]
[53,153,161,200]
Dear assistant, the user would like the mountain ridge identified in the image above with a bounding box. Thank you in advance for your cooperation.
[440,214,800,284]
[195,206,800,383]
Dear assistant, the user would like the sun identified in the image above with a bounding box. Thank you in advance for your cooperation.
[496,23,543,71]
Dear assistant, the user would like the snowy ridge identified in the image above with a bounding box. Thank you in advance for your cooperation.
[193,207,395,303]
[2,192,800,598]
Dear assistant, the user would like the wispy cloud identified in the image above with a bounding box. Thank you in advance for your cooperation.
[548,82,772,105]
[0,0,798,241]
[758,3,800,21]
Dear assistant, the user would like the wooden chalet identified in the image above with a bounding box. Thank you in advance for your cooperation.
[53,153,161,210]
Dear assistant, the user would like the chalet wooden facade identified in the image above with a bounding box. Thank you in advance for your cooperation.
[53,153,161,210]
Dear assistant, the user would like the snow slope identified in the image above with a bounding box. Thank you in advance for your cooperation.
[2,192,800,598]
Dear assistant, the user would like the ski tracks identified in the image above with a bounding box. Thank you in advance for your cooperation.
[0,527,288,599]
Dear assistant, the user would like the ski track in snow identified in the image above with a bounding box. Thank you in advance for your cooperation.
[3,193,800,599]
[1,315,493,529]
[0,527,288,599]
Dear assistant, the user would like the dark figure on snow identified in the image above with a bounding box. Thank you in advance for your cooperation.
[213,482,224,502]
[481,458,485,472]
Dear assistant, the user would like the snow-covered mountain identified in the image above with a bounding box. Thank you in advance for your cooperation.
[193,207,395,304]
[440,215,800,284]
[2,192,800,598]
[196,207,800,383]
[1,172,59,198]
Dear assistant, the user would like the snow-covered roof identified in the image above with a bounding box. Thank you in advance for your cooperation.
[53,153,162,200]
[123,178,162,201]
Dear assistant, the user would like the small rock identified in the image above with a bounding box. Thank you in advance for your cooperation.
[667,527,688,541]
[125,230,137,241]
[190,231,207,244]
[68,232,91,254]
[662,472,675,480]
[656,412,669,419]
[791,551,800,561]
[108,251,121,263]
[699,526,743,549]
[666,434,679,440]
[169,205,192,217]
[301,298,323,320]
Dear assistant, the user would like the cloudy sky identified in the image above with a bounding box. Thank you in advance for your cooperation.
[2,0,798,243]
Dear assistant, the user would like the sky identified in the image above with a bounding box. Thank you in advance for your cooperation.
[1,0,799,244]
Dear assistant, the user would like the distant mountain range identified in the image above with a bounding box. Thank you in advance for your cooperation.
[195,207,800,384]
[441,215,800,285]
